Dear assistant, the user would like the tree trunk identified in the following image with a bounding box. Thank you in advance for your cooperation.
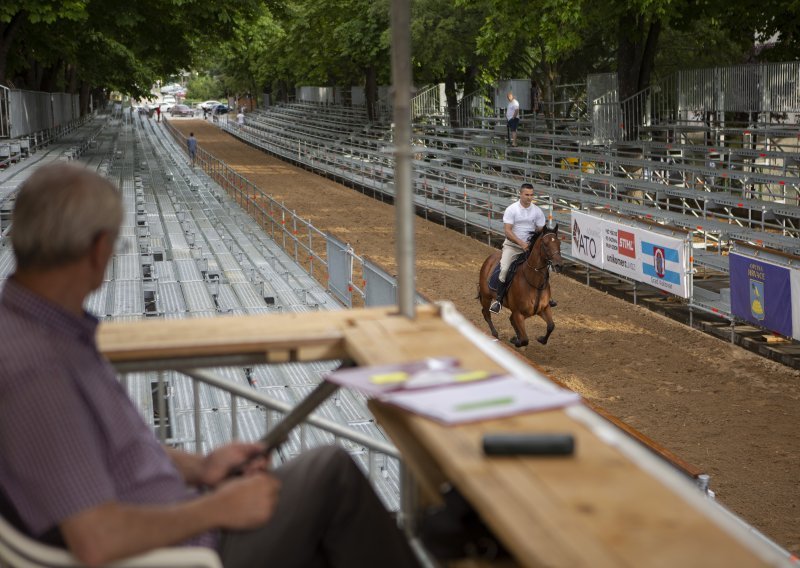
[40,60,62,92]
[79,81,91,115]
[0,13,25,85]
[616,11,662,137]
[365,65,377,122]
[444,74,458,126]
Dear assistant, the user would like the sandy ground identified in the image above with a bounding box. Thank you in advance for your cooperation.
[174,119,800,554]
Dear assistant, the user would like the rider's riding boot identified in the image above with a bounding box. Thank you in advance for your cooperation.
[549,299,558,308]
[490,281,506,314]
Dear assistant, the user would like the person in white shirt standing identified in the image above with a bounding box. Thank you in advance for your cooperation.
[506,92,520,147]
[490,183,556,313]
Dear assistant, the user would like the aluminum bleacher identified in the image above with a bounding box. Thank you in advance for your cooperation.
[0,114,402,510]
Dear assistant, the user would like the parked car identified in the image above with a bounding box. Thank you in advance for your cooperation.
[169,104,193,117]
[199,100,223,111]
[212,104,230,114]
[160,83,183,94]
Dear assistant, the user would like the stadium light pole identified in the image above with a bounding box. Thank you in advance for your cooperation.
[390,0,415,319]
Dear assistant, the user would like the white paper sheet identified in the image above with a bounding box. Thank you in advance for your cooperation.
[382,375,581,424]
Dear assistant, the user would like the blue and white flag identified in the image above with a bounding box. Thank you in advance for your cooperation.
[640,241,682,286]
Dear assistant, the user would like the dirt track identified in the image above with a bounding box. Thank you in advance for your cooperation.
[174,119,800,554]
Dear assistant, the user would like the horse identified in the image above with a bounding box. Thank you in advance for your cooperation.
[477,225,563,347]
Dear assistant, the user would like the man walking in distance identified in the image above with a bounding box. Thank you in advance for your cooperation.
[506,92,520,147]
[0,163,420,568]
[187,132,198,167]
[490,182,556,313]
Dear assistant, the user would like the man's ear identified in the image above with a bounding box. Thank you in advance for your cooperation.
[88,230,114,270]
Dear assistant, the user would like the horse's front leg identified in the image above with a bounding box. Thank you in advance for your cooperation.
[537,305,556,345]
[509,311,529,348]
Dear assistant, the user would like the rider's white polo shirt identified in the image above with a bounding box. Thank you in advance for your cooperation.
[503,201,545,243]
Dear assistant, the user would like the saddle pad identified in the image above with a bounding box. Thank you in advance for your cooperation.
[487,254,525,292]
[488,264,501,291]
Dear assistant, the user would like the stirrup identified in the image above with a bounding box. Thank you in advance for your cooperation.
[489,300,502,314]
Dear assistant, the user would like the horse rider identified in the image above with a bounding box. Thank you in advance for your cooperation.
[490,183,557,314]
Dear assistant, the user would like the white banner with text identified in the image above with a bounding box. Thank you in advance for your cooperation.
[571,211,691,298]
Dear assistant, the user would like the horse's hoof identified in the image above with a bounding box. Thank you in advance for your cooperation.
[518,340,529,347]
[509,336,518,346]
[491,331,499,339]
[537,336,548,345]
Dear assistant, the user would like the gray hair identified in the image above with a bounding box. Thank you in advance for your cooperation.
[11,163,123,270]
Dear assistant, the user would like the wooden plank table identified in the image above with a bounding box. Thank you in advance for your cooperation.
[97,305,783,567]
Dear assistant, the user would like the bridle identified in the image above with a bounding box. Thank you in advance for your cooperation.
[525,233,559,272]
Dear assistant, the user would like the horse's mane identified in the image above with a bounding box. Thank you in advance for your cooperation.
[524,224,558,258]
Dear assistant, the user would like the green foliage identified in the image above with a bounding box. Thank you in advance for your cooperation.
[187,74,223,101]
[3,0,800,105]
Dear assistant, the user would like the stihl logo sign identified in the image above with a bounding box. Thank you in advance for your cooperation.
[618,230,636,259]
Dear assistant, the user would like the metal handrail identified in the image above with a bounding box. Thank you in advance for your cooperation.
[181,368,400,458]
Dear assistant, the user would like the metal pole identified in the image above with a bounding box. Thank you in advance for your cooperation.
[391,0,415,318]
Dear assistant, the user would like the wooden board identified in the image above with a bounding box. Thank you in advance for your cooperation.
[97,306,773,567]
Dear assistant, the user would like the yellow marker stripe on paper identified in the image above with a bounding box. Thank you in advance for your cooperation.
[370,372,409,385]
[454,370,490,382]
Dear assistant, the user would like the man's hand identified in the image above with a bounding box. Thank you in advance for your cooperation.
[212,473,281,530]
[200,442,269,487]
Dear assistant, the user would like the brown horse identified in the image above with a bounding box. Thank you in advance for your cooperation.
[477,225,563,347]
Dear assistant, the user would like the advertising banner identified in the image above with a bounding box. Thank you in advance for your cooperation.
[571,211,604,270]
[571,211,691,298]
[730,252,794,338]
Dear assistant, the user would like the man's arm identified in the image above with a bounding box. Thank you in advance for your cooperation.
[504,223,528,249]
[61,473,280,567]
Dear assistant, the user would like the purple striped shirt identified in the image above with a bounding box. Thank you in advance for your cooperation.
[0,278,216,549]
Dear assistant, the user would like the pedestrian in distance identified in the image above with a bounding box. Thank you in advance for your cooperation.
[506,92,520,147]
[155,105,161,123]
[187,132,198,167]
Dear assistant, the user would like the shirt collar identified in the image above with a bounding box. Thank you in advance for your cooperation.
[1,277,99,341]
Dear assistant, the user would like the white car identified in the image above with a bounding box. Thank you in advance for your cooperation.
[160,83,183,94]
[198,100,223,111]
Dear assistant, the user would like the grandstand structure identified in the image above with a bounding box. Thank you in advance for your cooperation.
[220,61,800,348]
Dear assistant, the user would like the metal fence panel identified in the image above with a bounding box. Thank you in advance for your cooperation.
[494,80,531,111]
[326,234,352,307]
[297,86,336,104]
[9,89,53,137]
[587,73,617,105]
[363,259,397,307]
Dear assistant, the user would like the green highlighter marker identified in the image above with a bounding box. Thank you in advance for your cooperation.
[454,396,514,412]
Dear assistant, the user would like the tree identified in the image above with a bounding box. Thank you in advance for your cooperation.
[411,0,490,123]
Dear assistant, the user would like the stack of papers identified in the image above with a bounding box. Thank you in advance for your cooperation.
[325,358,581,424]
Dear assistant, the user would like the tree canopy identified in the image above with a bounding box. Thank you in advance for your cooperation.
[2,0,798,113]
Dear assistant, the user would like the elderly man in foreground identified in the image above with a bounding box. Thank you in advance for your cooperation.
[0,163,419,568]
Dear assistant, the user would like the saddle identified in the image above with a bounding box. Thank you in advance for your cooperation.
[487,253,527,292]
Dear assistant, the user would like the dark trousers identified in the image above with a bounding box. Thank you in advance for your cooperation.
[219,446,419,568]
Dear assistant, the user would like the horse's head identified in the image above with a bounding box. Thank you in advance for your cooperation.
[540,224,563,273]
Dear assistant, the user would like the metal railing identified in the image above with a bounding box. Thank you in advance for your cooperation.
[410,84,441,121]
[135,366,400,469]
[592,61,800,143]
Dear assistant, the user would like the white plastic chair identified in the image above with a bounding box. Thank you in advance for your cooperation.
[0,513,222,568]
